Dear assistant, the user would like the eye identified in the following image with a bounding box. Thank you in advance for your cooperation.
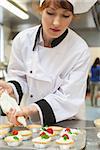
[63,15,70,18]
[47,11,54,15]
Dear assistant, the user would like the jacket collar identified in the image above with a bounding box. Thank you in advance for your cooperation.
[33,25,68,50]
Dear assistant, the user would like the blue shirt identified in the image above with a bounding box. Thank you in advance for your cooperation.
[90,65,100,82]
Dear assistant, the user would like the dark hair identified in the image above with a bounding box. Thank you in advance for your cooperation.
[39,0,74,13]
[92,57,100,68]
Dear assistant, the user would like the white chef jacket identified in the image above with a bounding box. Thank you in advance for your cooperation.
[6,25,90,125]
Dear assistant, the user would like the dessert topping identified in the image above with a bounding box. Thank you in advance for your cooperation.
[13,136,19,140]
[62,134,69,140]
[12,130,18,135]
[40,132,49,139]
[46,128,53,134]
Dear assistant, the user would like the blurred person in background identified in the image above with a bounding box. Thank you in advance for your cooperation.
[0,0,97,126]
[90,57,100,106]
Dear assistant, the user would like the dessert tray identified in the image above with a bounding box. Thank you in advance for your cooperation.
[0,124,86,150]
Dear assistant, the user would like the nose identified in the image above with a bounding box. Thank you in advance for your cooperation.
[52,16,60,27]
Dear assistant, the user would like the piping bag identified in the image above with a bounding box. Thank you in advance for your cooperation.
[0,91,27,127]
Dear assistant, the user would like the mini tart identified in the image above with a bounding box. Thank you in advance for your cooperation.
[0,130,8,139]
[56,137,74,145]
[18,130,32,140]
[27,124,42,133]
[32,136,51,149]
[56,134,75,150]
[4,135,22,146]
[0,123,13,132]
[0,123,13,129]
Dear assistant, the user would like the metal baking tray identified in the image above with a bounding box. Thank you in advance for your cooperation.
[0,127,86,150]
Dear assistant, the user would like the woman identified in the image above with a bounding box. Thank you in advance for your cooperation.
[0,0,96,126]
[90,57,100,82]
[90,57,100,106]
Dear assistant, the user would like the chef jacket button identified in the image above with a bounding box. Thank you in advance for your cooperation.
[30,70,32,73]
[30,95,33,98]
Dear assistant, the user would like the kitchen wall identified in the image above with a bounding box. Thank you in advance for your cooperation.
[3,25,11,63]
[90,47,100,64]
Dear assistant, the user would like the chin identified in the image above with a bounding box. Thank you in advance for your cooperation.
[51,31,64,39]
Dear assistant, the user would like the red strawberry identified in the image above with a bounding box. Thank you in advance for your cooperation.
[46,128,53,134]
[62,134,69,139]
[12,130,18,135]
[65,128,71,132]
[40,132,46,136]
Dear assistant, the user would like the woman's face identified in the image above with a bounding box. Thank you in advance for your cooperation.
[41,2,73,42]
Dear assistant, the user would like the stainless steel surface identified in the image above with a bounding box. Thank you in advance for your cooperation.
[0,120,100,150]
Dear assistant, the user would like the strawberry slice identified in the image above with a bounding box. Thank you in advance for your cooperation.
[65,128,71,132]
[12,130,18,135]
[40,132,46,136]
[62,134,69,139]
[46,128,53,134]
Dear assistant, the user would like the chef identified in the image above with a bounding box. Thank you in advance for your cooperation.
[0,0,97,125]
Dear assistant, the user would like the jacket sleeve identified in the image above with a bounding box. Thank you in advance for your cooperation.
[36,47,91,125]
[6,34,28,104]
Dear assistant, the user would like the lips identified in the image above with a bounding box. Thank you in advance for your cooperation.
[50,28,61,32]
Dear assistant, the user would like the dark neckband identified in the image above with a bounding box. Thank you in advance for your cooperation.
[51,29,68,47]
[32,25,68,51]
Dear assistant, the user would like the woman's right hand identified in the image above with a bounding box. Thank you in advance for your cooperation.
[0,80,15,97]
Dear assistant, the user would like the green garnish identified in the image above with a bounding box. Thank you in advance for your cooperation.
[64,136,67,140]
[41,127,46,131]
[41,134,49,139]
[7,133,13,136]
[41,125,48,131]
[13,136,19,140]
[69,131,72,134]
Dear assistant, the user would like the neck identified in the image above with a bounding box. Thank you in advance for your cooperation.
[42,30,53,47]
[44,40,52,47]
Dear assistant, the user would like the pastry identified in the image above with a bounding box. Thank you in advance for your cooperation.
[18,130,32,140]
[4,130,22,146]
[56,133,75,150]
[27,124,42,133]
[32,131,51,149]
[0,123,13,133]
[0,130,8,139]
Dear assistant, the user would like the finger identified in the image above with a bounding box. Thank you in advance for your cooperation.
[0,87,3,90]
[9,108,14,112]
[7,109,17,125]
[15,110,25,117]
[0,89,5,96]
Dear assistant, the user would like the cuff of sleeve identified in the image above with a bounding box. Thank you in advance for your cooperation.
[0,107,6,116]
[7,80,23,105]
[35,99,56,126]
[28,103,43,125]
